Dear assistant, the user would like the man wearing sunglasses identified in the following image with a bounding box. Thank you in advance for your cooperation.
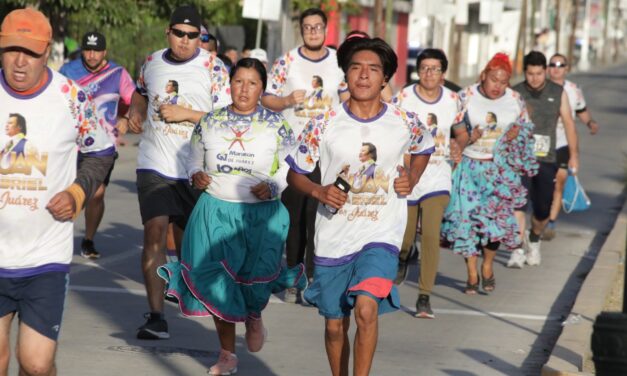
[510,51,579,268]
[60,31,136,261]
[128,4,231,340]
[200,25,218,54]
[543,53,599,241]
[262,8,347,304]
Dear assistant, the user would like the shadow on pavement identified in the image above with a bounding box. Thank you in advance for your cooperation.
[520,188,627,373]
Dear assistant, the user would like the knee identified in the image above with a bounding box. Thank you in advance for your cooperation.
[92,186,106,202]
[18,355,54,376]
[354,301,377,328]
[325,320,347,340]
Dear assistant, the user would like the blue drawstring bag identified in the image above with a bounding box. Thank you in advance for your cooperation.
[562,172,591,213]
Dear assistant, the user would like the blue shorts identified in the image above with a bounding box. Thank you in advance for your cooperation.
[303,248,400,319]
[0,272,69,341]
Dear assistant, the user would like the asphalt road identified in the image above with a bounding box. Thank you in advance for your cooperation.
[7,62,627,376]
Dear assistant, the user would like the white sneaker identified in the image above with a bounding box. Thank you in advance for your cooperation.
[507,248,526,268]
[526,239,542,266]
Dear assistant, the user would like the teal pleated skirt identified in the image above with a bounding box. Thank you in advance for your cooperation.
[158,193,307,323]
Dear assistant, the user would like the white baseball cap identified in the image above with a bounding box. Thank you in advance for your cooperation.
[249,48,268,63]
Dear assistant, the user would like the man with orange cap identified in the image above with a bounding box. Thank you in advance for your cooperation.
[0,8,114,375]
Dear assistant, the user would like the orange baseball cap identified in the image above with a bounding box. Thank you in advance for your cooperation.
[0,8,52,55]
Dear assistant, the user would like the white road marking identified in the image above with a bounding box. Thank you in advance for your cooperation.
[68,285,552,319]
[69,284,284,304]
[400,304,556,321]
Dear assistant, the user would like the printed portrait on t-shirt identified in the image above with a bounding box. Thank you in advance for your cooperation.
[338,142,389,194]
[425,113,445,158]
[485,112,498,131]
[0,113,47,203]
[0,113,40,170]
[295,75,333,118]
[472,111,504,154]
[151,80,192,122]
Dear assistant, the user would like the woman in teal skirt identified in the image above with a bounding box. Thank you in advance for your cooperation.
[158,58,306,375]
[440,53,538,295]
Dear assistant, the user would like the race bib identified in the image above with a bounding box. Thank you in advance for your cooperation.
[534,134,551,157]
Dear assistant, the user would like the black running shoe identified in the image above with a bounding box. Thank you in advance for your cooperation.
[137,313,170,340]
[80,239,101,260]
[415,294,434,319]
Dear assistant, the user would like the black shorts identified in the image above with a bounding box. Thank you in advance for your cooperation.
[136,171,201,228]
[519,162,559,221]
[0,272,68,341]
[556,147,569,170]
[78,151,118,186]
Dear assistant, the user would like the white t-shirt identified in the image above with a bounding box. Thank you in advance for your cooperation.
[392,85,466,204]
[556,79,586,149]
[136,48,231,180]
[267,46,346,136]
[188,106,295,203]
[0,68,114,275]
[286,102,435,265]
[461,84,529,160]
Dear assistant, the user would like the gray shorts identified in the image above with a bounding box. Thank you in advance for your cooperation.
[136,171,201,229]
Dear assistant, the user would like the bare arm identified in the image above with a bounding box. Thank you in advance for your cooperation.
[560,90,579,171]
[128,91,148,133]
[261,90,306,112]
[453,126,470,149]
[159,104,206,124]
[287,169,347,209]
[576,109,599,135]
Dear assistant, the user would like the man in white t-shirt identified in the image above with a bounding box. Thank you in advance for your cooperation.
[391,48,468,318]
[543,53,599,240]
[262,8,347,302]
[286,37,433,376]
[128,4,230,340]
[0,9,114,375]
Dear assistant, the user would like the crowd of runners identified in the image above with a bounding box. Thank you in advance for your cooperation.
[0,4,600,376]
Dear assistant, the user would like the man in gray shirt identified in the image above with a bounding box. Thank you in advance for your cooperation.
[509,51,579,268]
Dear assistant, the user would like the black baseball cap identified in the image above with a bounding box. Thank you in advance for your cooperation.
[81,31,106,51]
[169,5,201,30]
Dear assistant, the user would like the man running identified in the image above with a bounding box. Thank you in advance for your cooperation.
[286,36,433,376]
[0,8,114,375]
[392,48,468,318]
[509,51,579,268]
[543,53,599,240]
[60,31,135,259]
[262,8,346,302]
[128,4,230,340]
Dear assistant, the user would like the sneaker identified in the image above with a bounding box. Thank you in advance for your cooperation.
[394,260,409,285]
[415,294,434,319]
[80,239,101,260]
[526,239,542,266]
[542,222,556,241]
[283,287,301,304]
[208,349,238,375]
[136,313,169,340]
[245,318,267,353]
[506,248,526,269]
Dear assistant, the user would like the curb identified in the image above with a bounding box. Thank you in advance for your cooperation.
[541,199,627,375]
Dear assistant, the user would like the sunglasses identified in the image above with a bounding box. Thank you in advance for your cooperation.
[548,62,567,68]
[200,34,210,43]
[170,28,200,39]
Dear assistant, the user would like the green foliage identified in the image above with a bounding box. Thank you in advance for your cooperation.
[1,0,362,76]
[290,0,360,15]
